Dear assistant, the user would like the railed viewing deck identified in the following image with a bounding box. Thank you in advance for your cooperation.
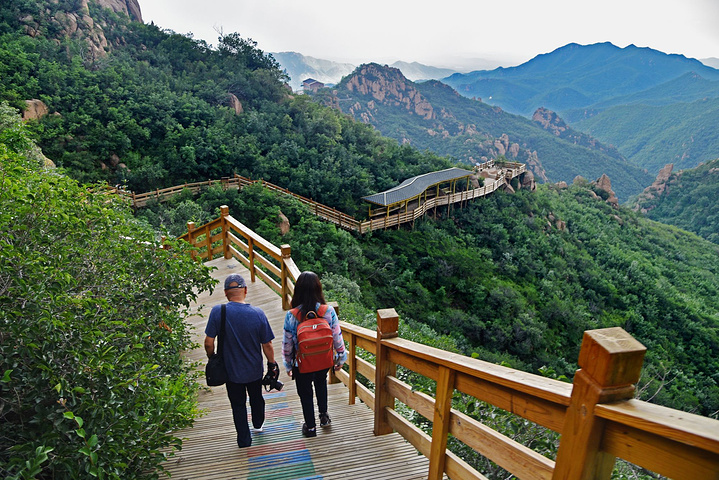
[161,257,436,479]
[162,208,719,480]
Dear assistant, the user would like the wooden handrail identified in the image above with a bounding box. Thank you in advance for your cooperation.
[335,315,719,480]
[178,205,300,308]
[178,214,718,479]
[119,165,527,234]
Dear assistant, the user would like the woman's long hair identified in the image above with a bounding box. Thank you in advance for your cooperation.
[291,271,326,318]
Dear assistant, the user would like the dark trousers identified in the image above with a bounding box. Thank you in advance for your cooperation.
[294,367,329,428]
[226,378,264,447]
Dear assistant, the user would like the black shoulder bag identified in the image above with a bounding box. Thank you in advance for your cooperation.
[205,304,228,386]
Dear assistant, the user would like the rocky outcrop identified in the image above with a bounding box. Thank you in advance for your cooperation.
[532,107,567,137]
[23,100,49,121]
[593,174,619,206]
[20,0,142,60]
[343,64,435,120]
[277,210,290,236]
[95,0,143,22]
[228,93,244,115]
[520,170,536,191]
[630,164,676,213]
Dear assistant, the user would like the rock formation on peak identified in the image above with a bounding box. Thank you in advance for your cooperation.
[532,107,567,137]
[343,64,435,120]
[95,0,143,22]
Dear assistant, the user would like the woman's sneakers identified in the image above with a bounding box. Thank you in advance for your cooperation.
[302,423,316,437]
[319,412,331,427]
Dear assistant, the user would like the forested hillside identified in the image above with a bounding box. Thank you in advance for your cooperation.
[317,63,653,200]
[630,159,719,243]
[143,176,719,420]
[3,2,719,477]
[0,2,450,216]
[573,96,719,173]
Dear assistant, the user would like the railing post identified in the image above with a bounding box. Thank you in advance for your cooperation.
[347,328,357,405]
[374,308,398,436]
[220,205,231,259]
[187,222,196,260]
[553,327,646,480]
[428,365,456,480]
[280,244,291,310]
[248,238,256,283]
[327,302,341,385]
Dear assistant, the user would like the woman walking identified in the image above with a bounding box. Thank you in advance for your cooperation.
[282,271,347,437]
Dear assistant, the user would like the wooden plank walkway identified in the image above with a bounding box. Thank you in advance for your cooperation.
[161,257,433,479]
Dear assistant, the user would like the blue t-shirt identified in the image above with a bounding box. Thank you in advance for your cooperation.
[205,302,274,384]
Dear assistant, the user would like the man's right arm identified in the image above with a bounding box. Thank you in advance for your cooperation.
[204,336,215,358]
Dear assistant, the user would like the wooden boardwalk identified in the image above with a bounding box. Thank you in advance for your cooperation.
[161,257,433,479]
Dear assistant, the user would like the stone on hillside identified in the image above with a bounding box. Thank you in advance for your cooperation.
[594,174,619,206]
[228,93,243,114]
[520,170,536,191]
[469,175,480,188]
[556,181,568,189]
[278,210,290,236]
[23,100,49,120]
[556,219,566,231]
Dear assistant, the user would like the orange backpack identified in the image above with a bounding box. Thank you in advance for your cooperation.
[291,305,334,373]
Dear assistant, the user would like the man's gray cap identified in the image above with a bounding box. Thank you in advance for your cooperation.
[224,274,247,289]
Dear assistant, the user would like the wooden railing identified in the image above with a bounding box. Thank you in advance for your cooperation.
[179,210,719,479]
[334,309,719,480]
[178,206,300,308]
[119,162,527,233]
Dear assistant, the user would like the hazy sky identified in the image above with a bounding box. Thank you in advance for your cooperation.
[139,0,719,69]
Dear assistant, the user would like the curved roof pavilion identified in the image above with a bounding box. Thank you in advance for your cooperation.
[362,167,472,207]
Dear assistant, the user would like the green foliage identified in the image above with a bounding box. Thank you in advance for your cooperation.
[0,104,215,479]
[630,158,719,243]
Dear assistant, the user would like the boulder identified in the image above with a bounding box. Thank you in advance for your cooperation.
[594,174,619,206]
[520,170,536,191]
[277,210,290,236]
[228,93,243,114]
[23,99,49,120]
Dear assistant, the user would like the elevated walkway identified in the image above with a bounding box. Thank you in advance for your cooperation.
[161,257,433,479]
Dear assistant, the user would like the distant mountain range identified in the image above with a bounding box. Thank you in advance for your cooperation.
[315,63,652,201]
[442,43,719,117]
[440,43,719,175]
[272,52,467,90]
[702,57,719,69]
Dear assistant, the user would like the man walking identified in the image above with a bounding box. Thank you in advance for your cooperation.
[204,273,278,448]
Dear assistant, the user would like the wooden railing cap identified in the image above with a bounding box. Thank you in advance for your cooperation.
[578,327,646,387]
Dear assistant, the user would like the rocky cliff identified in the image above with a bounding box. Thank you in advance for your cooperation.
[18,0,142,59]
[343,64,435,120]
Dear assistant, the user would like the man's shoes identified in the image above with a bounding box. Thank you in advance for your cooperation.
[251,421,264,433]
[302,423,316,438]
[319,412,331,427]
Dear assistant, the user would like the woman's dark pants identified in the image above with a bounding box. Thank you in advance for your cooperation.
[294,368,329,428]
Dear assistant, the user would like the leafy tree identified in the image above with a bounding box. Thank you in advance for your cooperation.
[0,103,215,479]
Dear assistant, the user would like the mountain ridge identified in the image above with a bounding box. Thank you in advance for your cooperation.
[442,42,719,116]
[319,63,652,200]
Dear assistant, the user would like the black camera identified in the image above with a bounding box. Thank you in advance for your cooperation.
[262,362,283,392]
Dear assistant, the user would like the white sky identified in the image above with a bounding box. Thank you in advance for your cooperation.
[138,0,719,69]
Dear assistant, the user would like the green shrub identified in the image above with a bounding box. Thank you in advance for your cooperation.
[0,103,215,479]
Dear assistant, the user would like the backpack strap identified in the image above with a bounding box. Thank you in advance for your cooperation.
[292,304,329,322]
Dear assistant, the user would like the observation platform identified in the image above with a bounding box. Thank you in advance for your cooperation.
[161,257,433,479]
